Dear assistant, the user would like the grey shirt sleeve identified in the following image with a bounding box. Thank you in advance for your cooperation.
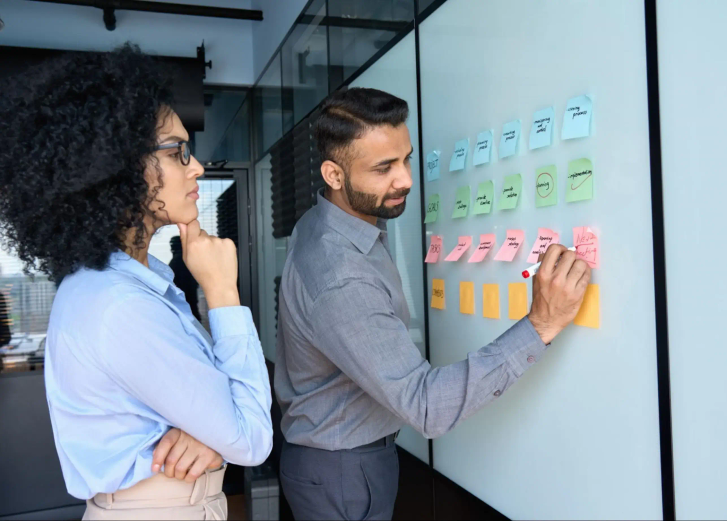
[308,277,547,439]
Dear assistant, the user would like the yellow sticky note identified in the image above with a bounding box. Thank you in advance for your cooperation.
[482,284,500,319]
[574,284,600,328]
[508,283,528,320]
[431,279,445,310]
[460,282,475,315]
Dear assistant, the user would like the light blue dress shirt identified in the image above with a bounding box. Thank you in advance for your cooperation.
[44,251,273,500]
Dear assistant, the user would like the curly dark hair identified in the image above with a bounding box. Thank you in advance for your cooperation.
[0,43,174,281]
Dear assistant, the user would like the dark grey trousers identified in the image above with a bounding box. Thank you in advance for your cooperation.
[280,439,399,521]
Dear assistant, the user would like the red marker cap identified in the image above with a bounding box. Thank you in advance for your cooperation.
[522,270,530,279]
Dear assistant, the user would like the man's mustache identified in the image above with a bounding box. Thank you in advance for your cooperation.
[383,188,411,201]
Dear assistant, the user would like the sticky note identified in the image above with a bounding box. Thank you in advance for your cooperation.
[562,95,593,140]
[431,279,445,310]
[452,186,471,219]
[473,130,494,166]
[426,150,441,181]
[574,284,600,328]
[482,284,500,319]
[494,230,525,262]
[508,283,528,320]
[449,138,469,171]
[535,165,558,207]
[529,106,555,150]
[497,174,522,210]
[468,234,496,263]
[445,236,472,262]
[566,158,594,203]
[499,120,521,159]
[425,235,443,263]
[460,282,475,315]
[424,194,440,223]
[573,226,600,268]
[527,228,560,264]
[473,181,494,215]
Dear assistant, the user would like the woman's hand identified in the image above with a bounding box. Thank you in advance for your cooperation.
[152,428,224,483]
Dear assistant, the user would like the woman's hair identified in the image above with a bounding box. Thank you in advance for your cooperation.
[0,43,174,281]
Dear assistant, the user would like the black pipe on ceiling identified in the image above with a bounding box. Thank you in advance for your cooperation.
[28,0,264,22]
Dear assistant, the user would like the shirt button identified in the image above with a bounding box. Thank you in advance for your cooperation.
[493,390,502,397]
[527,356,536,363]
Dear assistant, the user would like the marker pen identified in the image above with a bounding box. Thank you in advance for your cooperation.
[522,246,577,278]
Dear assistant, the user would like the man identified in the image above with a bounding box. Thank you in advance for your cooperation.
[275,88,591,520]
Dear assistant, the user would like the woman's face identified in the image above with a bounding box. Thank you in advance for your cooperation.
[146,110,204,226]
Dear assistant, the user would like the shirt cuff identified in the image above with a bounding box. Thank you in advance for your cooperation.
[208,306,255,342]
[495,317,548,377]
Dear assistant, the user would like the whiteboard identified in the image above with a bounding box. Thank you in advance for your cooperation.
[418,1,663,519]
[657,1,727,519]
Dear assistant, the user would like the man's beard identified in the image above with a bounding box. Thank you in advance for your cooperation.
[343,172,410,219]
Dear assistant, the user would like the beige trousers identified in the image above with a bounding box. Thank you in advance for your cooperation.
[83,466,227,520]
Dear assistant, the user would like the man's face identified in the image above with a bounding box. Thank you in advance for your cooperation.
[341,124,414,220]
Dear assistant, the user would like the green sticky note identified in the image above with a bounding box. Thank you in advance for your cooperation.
[452,186,471,219]
[566,158,594,202]
[497,174,522,210]
[424,194,440,223]
[473,181,494,215]
[535,165,558,207]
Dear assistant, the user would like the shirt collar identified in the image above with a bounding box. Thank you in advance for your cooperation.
[316,190,387,255]
[107,251,175,296]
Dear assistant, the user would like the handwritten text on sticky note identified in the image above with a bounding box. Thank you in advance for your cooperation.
[449,138,469,171]
[473,130,494,166]
[431,279,445,310]
[535,165,558,207]
[425,235,443,263]
[468,234,496,263]
[562,95,593,140]
[573,226,600,268]
[499,120,521,159]
[473,181,494,215]
[566,158,594,202]
[529,106,555,150]
[452,186,471,219]
[424,193,440,224]
[494,230,525,262]
[445,236,473,262]
[527,228,560,263]
[498,174,522,210]
[426,150,441,182]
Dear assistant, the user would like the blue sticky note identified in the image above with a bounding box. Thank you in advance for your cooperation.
[449,138,469,172]
[473,130,494,166]
[426,150,441,181]
[499,120,521,159]
[529,107,555,150]
[561,95,593,140]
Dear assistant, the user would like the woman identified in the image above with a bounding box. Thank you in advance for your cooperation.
[0,45,273,519]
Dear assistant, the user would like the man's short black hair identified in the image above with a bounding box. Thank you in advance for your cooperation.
[313,88,409,169]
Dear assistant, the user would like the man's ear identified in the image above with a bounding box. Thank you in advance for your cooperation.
[321,160,344,192]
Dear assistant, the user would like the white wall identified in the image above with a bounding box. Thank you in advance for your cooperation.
[0,0,255,85]
[250,0,309,81]
[657,1,727,519]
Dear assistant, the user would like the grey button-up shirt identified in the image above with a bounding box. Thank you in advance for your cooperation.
[275,191,547,451]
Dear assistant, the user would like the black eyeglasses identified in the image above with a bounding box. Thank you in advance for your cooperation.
[154,140,193,166]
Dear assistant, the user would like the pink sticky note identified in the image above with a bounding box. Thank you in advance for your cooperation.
[444,236,473,262]
[527,228,560,263]
[425,235,443,263]
[573,226,600,268]
[468,234,496,263]
[494,230,525,262]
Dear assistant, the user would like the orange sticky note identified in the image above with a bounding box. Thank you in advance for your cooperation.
[431,279,445,310]
[574,284,600,328]
[508,283,528,320]
[460,282,475,315]
[482,284,500,319]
